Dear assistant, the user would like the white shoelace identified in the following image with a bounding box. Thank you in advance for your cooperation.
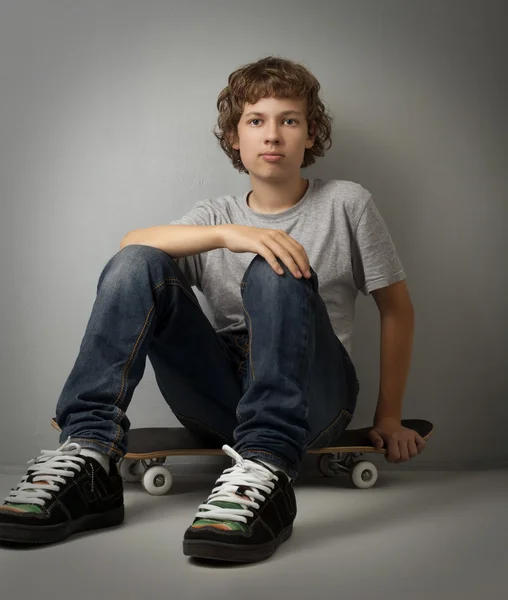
[194,445,278,523]
[4,437,86,507]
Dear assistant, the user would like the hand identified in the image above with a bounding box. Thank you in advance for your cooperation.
[219,224,312,280]
[368,417,427,463]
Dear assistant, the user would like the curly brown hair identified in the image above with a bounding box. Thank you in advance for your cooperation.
[213,56,334,174]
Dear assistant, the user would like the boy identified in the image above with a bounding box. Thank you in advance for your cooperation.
[0,56,425,562]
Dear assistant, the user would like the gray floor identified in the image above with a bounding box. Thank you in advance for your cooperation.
[0,468,505,599]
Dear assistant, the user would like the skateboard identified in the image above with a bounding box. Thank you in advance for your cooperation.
[51,417,433,494]
[80,418,432,495]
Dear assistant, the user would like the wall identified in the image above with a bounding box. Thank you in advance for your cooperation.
[0,0,506,471]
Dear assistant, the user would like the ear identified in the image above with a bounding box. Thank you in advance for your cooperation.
[306,121,316,148]
[227,128,239,151]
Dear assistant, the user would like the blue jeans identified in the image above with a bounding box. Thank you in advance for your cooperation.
[55,245,360,479]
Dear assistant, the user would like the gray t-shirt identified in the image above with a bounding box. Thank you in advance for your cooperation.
[169,178,406,357]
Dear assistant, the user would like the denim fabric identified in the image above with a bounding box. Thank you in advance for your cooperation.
[55,244,359,479]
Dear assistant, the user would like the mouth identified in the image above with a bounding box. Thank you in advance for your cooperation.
[261,154,284,162]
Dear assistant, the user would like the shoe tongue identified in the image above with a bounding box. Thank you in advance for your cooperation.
[247,457,277,473]
[209,485,254,509]
[235,485,252,497]
[209,501,243,510]
[5,474,51,513]
[246,457,290,481]
[26,473,50,486]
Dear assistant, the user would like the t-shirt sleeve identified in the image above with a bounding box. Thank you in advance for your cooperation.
[168,199,219,291]
[351,193,407,295]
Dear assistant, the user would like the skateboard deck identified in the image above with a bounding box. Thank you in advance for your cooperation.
[50,417,433,492]
[51,417,433,457]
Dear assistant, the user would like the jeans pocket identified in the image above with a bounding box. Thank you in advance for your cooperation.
[307,408,353,450]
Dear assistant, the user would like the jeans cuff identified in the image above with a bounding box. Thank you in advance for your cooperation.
[239,449,298,479]
[66,437,122,462]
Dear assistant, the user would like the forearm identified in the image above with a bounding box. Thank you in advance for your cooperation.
[120,224,226,257]
[374,309,415,424]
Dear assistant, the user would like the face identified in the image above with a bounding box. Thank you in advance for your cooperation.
[231,96,315,179]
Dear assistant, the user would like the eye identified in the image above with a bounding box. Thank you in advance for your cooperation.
[248,118,298,126]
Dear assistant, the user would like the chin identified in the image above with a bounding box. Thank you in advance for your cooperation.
[253,171,288,182]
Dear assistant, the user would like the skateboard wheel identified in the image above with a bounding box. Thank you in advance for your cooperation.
[349,461,378,489]
[142,466,173,495]
[118,458,144,483]
[318,454,341,477]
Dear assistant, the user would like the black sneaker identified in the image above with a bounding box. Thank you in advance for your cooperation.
[183,445,297,563]
[0,437,124,545]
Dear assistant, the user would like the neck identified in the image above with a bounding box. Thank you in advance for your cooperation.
[247,177,310,214]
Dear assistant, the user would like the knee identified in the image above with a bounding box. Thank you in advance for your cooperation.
[98,244,176,288]
[242,254,316,291]
[116,243,169,263]
[114,244,174,272]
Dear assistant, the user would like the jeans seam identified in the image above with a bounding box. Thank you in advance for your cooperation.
[241,302,255,381]
[112,304,154,408]
[111,410,123,452]
[113,278,205,410]
[113,423,122,452]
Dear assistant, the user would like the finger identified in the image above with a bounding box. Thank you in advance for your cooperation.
[369,432,383,449]
[386,439,400,463]
[257,247,286,276]
[278,233,312,277]
[276,237,310,278]
[398,440,410,463]
[415,435,427,452]
[264,239,305,279]
[274,231,310,276]
[408,438,419,458]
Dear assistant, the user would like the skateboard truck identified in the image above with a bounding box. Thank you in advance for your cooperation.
[318,452,378,487]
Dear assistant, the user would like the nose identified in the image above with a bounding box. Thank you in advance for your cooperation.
[264,121,281,145]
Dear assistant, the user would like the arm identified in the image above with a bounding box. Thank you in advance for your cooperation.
[371,280,415,424]
[120,224,227,257]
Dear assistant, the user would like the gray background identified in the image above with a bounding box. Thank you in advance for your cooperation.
[0,0,506,470]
